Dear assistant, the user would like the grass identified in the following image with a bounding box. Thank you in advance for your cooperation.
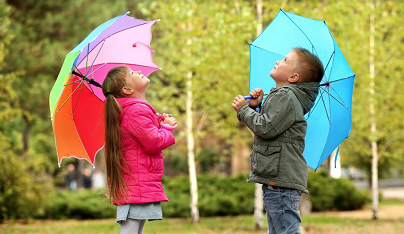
[2,200,404,234]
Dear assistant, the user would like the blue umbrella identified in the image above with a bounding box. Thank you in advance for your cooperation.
[247,9,355,170]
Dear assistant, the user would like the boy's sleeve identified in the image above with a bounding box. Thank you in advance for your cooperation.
[237,92,295,139]
[125,106,175,155]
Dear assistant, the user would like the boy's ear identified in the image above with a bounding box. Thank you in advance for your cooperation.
[288,73,300,83]
[121,86,133,95]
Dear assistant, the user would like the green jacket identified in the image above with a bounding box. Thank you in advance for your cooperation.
[237,82,319,193]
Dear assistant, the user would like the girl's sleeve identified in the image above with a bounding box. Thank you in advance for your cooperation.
[125,106,175,155]
[237,92,295,139]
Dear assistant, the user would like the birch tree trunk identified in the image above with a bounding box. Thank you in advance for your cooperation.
[254,0,264,230]
[369,0,379,221]
[186,2,199,223]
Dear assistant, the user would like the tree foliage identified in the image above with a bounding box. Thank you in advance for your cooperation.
[338,0,404,178]
[1,0,404,221]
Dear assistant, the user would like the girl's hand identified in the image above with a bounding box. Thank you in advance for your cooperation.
[162,113,172,119]
[162,116,176,126]
[248,88,264,106]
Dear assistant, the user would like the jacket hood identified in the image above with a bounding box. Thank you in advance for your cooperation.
[116,97,156,113]
[285,82,319,115]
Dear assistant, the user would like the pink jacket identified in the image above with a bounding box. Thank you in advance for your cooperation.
[115,98,175,205]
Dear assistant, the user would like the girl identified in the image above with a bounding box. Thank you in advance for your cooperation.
[102,65,176,234]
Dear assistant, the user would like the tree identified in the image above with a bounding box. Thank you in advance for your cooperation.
[140,0,256,222]
[5,0,131,172]
[340,0,404,181]
[369,0,378,220]
[0,2,43,222]
[184,1,200,223]
[253,0,264,230]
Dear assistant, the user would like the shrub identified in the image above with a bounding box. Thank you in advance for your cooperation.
[308,171,371,211]
[34,172,371,219]
[0,134,43,223]
[162,174,254,218]
[35,189,115,219]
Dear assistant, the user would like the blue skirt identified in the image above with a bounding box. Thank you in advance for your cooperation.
[116,202,162,224]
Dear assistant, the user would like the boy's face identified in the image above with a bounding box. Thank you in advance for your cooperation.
[270,51,299,87]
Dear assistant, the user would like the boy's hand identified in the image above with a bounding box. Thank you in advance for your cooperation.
[248,88,264,106]
[232,95,248,112]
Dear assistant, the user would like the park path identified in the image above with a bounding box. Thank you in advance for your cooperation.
[301,203,404,234]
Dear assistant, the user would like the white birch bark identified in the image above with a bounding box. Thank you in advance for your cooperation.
[186,2,199,223]
[254,0,264,230]
[369,0,379,220]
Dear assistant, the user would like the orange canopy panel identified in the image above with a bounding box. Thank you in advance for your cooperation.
[53,80,105,166]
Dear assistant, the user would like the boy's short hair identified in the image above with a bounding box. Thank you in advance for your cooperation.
[292,48,324,83]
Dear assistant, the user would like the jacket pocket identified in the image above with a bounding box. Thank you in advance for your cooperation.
[251,145,281,177]
[148,155,154,172]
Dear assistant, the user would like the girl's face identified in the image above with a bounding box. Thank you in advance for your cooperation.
[124,69,150,94]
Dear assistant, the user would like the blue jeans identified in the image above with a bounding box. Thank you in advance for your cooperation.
[262,185,302,234]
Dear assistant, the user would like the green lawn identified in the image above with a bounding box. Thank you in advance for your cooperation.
[2,201,404,234]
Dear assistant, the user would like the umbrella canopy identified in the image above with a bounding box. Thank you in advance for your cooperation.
[249,9,355,170]
[49,12,159,166]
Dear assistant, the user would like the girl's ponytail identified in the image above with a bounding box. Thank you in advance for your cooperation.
[102,66,130,204]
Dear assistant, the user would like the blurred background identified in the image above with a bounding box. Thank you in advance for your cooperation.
[0,0,403,229]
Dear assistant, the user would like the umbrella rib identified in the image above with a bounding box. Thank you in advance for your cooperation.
[55,80,85,113]
[75,22,153,66]
[82,41,106,94]
[71,63,101,93]
[281,11,316,55]
[64,79,82,86]
[72,63,85,77]
[320,76,353,86]
[317,84,334,169]
[328,83,350,109]
[320,89,331,124]
[320,86,347,108]
[72,80,86,114]
[249,44,285,58]
[306,88,326,119]
[85,43,90,76]
[85,40,106,77]
[323,51,335,76]
[86,63,107,77]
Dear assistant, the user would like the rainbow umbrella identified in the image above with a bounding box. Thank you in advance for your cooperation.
[49,12,159,166]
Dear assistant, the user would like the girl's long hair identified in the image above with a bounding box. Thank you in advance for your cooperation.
[102,65,130,204]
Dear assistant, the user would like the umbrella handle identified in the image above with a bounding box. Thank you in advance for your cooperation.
[157,113,177,131]
[243,93,268,100]
[161,123,177,131]
[244,94,268,112]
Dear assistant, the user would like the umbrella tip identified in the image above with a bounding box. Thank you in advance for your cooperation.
[126,11,130,15]
[159,67,162,70]
[157,19,161,22]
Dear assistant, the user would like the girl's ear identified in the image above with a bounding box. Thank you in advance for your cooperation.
[121,86,133,95]
[288,73,300,83]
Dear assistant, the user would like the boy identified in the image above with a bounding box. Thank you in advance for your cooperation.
[232,48,324,234]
